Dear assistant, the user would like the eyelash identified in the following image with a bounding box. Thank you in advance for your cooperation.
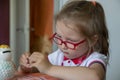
[56,34,61,38]
[55,34,78,43]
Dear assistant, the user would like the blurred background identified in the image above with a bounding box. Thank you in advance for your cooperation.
[0,0,120,80]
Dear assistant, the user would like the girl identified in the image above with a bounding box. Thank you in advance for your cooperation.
[19,0,109,80]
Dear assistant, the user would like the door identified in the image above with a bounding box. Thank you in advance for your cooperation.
[30,0,54,54]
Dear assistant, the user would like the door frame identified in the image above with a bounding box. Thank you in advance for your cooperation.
[10,0,30,64]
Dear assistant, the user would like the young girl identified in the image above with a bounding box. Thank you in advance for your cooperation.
[18,0,109,80]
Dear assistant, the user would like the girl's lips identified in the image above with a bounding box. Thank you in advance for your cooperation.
[61,49,69,54]
[64,52,69,54]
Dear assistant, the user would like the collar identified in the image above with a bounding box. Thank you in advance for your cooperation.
[63,49,93,65]
[63,55,87,64]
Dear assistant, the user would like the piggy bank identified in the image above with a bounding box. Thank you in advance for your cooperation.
[0,44,16,80]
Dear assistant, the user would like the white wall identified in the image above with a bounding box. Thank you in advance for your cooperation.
[58,0,120,80]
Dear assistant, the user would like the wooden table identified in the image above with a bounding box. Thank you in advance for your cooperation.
[8,73,61,80]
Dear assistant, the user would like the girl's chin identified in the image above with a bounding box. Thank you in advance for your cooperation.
[63,53,73,59]
[63,52,69,57]
[64,52,69,54]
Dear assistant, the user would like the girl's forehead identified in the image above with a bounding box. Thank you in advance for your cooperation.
[56,20,85,39]
[56,20,80,33]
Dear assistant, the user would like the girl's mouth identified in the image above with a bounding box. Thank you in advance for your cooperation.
[61,49,69,55]
[64,52,69,54]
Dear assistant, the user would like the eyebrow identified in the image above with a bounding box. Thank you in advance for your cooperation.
[56,33,80,42]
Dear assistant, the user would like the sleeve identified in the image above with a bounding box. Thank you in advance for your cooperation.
[86,53,108,70]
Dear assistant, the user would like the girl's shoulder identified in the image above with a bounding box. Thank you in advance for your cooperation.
[88,52,108,60]
[81,52,108,68]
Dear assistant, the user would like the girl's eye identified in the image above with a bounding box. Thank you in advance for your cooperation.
[67,39,81,43]
[68,40,78,43]
[56,34,78,42]
[56,34,62,38]
[55,33,80,43]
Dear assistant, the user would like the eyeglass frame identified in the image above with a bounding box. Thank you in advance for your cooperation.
[50,33,86,50]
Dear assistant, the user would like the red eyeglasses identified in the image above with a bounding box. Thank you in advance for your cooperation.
[50,33,86,50]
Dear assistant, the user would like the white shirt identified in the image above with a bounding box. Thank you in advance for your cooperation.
[48,49,108,69]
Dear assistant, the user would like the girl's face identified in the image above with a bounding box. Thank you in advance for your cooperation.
[55,20,91,59]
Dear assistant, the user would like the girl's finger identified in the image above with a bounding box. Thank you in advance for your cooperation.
[20,52,31,64]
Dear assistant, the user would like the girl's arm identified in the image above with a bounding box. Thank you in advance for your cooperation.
[29,52,105,80]
[44,63,105,80]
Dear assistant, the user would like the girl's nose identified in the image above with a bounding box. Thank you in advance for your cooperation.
[61,43,67,50]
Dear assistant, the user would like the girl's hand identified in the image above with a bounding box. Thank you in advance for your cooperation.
[20,52,30,66]
[28,52,52,73]
[19,52,32,73]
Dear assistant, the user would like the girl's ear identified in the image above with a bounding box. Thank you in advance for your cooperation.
[88,34,98,48]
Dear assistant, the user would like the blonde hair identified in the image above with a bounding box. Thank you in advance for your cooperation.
[56,1,109,56]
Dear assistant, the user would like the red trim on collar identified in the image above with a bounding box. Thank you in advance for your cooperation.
[63,55,87,64]
[62,49,93,65]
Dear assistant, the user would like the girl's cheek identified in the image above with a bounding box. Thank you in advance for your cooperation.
[76,44,89,53]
